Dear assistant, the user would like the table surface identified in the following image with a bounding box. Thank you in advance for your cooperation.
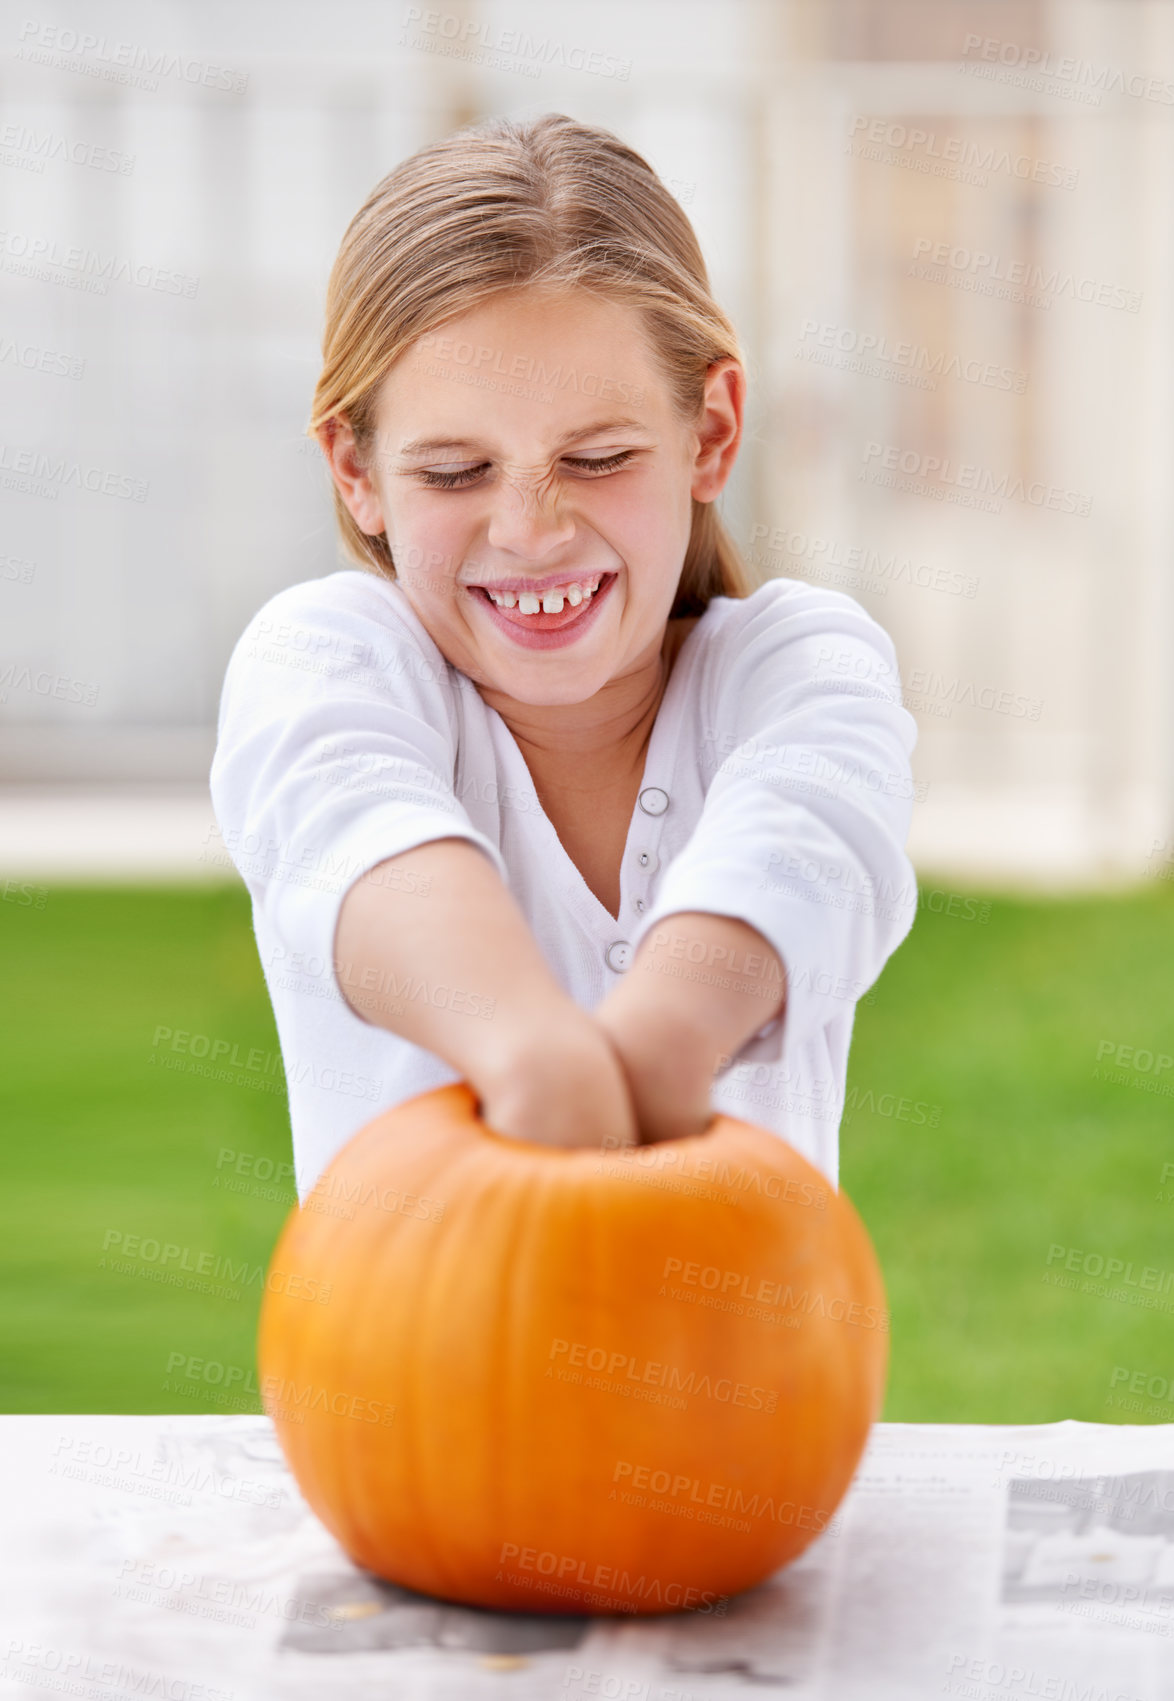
[2,1413,1172,1700]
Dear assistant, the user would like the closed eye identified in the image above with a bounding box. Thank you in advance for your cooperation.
[562,450,636,476]
[415,449,637,490]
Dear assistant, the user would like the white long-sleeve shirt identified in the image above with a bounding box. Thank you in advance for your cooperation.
[209,568,919,1201]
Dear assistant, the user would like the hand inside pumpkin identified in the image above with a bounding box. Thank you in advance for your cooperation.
[593,1004,716,1146]
[474,1008,641,1150]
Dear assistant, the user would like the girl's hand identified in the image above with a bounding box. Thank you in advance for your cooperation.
[592,913,786,1145]
[593,1004,716,1146]
[474,1011,639,1150]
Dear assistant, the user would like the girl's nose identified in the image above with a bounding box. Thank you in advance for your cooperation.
[485,475,577,557]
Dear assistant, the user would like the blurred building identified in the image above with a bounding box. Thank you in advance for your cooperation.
[0,0,1170,886]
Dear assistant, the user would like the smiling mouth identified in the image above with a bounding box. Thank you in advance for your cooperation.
[470,573,617,631]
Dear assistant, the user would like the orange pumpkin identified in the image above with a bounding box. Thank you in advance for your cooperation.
[257,1082,887,1615]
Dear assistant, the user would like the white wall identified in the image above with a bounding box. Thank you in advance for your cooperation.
[1,0,1170,885]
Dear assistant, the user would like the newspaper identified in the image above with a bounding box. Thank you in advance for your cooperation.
[0,1412,1171,1699]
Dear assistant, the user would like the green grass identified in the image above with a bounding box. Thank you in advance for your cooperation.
[0,883,293,1415]
[1,878,1172,1421]
[841,878,1174,1424]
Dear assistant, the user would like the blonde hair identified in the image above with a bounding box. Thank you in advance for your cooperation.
[308,112,757,616]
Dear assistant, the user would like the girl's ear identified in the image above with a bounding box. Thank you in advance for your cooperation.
[690,358,745,504]
[318,415,387,536]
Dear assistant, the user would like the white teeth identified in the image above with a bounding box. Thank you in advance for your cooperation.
[484,575,604,614]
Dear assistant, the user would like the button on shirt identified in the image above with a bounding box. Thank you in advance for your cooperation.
[209,569,919,1202]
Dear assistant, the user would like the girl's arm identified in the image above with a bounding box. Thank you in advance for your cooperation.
[211,578,637,1151]
[594,581,919,1145]
[334,835,639,1150]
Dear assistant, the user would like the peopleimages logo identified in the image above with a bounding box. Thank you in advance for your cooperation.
[0,229,199,296]
[414,331,643,404]
[1045,1242,1174,1293]
[0,121,135,175]
[798,318,1029,392]
[862,440,1092,517]
[612,1458,839,1532]
[495,1546,723,1614]
[547,1338,778,1412]
[909,237,1141,313]
[747,524,980,600]
[399,6,632,81]
[661,1257,887,1328]
[847,116,1079,190]
[904,669,1044,722]
[0,335,85,378]
[959,32,1174,106]
[15,20,249,93]
[0,442,147,501]
[100,1230,333,1304]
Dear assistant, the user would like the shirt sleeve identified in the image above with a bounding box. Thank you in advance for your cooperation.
[208,576,508,1004]
[628,579,919,1066]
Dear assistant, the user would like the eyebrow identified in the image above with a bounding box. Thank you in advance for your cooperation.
[396,416,651,459]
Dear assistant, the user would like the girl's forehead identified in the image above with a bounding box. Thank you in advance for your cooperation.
[376,295,676,444]
[399,290,659,377]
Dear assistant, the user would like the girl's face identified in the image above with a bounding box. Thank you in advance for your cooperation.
[326,288,742,708]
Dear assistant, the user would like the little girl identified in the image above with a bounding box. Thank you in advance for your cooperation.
[210,113,918,1205]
